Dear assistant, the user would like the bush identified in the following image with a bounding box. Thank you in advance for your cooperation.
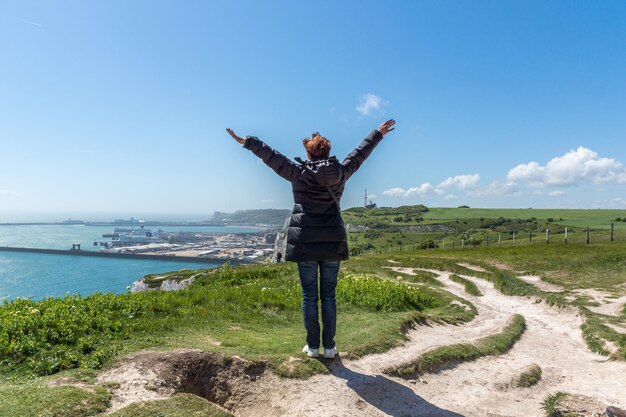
[0,293,151,374]
[419,240,438,249]
[364,230,382,240]
[337,274,439,312]
[0,264,442,375]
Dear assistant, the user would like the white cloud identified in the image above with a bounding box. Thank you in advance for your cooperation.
[444,194,456,200]
[507,161,544,184]
[383,183,444,198]
[356,94,384,116]
[507,147,626,187]
[406,183,444,197]
[21,19,43,27]
[382,188,406,197]
[367,193,377,200]
[438,174,480,190]
[548,190,565,197]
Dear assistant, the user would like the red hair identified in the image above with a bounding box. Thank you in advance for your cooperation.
[302,133,331,159]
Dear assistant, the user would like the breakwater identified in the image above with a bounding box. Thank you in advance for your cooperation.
[0,246,257,265]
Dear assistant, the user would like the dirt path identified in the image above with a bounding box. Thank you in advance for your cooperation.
[517,274,565,293]
[100,267,626,416]
[232,268,626,417]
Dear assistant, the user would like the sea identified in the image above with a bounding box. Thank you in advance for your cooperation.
[0,224,260,301]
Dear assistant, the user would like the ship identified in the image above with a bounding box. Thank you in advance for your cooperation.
[61,218,85,225]
[101,225,167,247]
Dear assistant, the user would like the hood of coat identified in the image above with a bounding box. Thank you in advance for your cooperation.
[295,156,343,186]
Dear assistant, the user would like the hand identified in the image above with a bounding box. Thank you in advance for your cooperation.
[377,119,395,137]
[226,128,245,145]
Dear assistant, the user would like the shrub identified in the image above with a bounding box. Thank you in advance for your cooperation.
[516,364,542,387]
[0,293,151,374]
[337,274,439,312]
[419,240,438,249]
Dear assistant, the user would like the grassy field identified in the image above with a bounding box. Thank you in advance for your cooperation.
[422,207,626,229]
[343,205,626,255]
[1,214,625,416]
[0,261,473,417]
[344,205,626,229]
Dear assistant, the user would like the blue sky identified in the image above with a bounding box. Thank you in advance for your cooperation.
[1,0,625,220]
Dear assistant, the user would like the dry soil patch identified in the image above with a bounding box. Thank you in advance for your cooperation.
[517,275,565,293]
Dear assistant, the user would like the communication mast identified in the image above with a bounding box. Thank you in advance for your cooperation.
[364,189,377,209]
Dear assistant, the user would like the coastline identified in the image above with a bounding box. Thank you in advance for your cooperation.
[0,246,260,265]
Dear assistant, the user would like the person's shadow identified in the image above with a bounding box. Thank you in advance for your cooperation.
[325,357,465,417]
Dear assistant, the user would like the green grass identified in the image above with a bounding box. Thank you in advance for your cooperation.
[390,269,444,287]
[0,262,469,380]
[449,274,482,296]
[343,205,626,257]
[542,391,569,417]
[109,394,233,417]
[0,381,111,417]
[421,207,626,230]
[2,220,626,415]
[0,259,476,416]
[387,314,526,377]
[515,364,542,388]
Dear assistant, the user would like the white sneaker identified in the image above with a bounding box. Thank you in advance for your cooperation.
[302,345,319,358]
[323,346,338,359]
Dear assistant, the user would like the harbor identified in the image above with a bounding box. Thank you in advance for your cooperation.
[93,226,277,262]
[0,219,282,300]
[0,246,257,265]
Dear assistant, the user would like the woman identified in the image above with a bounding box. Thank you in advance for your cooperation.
[226,119,395,359]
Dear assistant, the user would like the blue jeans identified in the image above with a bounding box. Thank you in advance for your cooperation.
[297,260,340,350]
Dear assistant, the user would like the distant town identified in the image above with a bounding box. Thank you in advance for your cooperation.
[0,209,292,263]
[96,226,278,262]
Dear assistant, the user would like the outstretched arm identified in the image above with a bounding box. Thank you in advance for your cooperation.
[226,128,301,182]
[341,119,395,181]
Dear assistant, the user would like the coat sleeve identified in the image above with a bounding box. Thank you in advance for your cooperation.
[243,136,301,182]
[341,129,384,181]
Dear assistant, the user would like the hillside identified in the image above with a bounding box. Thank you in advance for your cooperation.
[343,205,626,254]
[2,241,625,416]
[211,209,291,226]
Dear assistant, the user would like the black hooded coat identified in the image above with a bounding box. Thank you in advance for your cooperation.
[243,129,384,262]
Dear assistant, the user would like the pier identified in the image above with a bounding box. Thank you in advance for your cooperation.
[0,246,259,265]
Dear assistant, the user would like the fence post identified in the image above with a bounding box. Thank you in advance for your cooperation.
[586,227,590,244]
[498,234,501,244]
[529,231,532,242]
[546,228,549,244]
[486,235,489,246]
[513,232,516,244]
[461,239,464,248]
[452,240,455,248]
[442,240,445,249]
[611,223,614,242]
[565,227,568,244]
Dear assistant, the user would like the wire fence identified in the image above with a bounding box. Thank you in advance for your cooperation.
[356,223,626,256]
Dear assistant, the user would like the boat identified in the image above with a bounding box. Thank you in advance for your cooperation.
[61,218,85,225]
[104,225,167,247]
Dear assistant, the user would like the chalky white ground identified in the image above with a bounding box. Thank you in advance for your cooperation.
[98,264,626,416]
